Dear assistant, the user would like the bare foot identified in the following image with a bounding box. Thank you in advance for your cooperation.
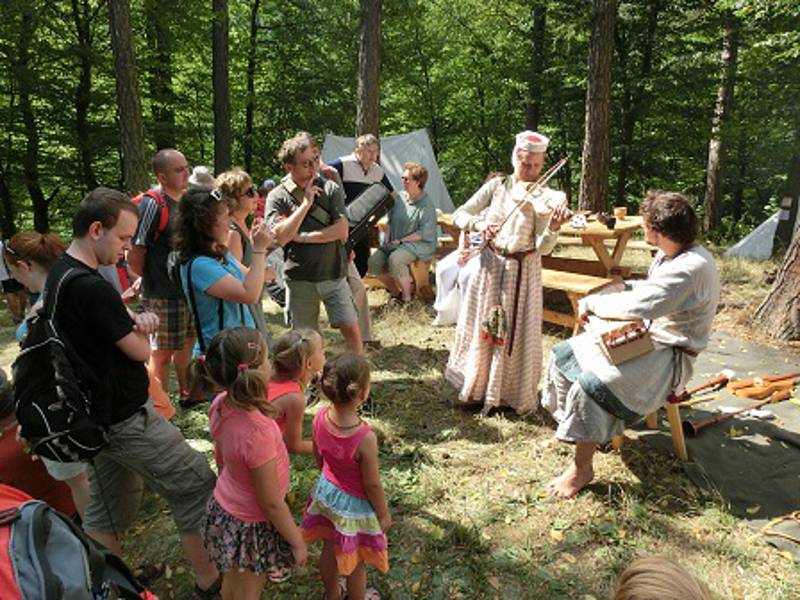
[547,463,594,498]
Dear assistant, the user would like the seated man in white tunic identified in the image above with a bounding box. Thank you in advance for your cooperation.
[541,190,720,498]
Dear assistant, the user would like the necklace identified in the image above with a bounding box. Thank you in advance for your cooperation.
[326,410,362,431]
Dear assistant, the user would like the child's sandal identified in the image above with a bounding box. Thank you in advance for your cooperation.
[365,585,384,600]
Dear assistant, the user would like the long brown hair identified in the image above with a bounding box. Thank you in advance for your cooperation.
[4,232,67,269]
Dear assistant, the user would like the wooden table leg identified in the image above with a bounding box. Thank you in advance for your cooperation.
[584,236,616,276]
[665,403,688,462]
[566,292,582,335]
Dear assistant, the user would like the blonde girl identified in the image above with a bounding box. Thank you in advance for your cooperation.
[268,329,325,455]
[302,353,390,600]
[189,326,306,600]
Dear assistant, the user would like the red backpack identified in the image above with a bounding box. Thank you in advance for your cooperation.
[131,189,169,242]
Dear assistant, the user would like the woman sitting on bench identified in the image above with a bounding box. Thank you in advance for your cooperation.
[541,190,720,498]
[367,162,437,304]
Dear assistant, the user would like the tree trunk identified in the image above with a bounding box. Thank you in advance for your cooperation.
[754,230,800,341]
[15,7,48,232]
[579,0,616,212]
[411,10,439,156]
[729,127,748,233]
[243,0,260,174]
[703,13,739,233]
[773,155,800,257]
[71,0,98,191]
[212,0,231,173]
[0,164,16,239]
[144,0,176,150]
[108,0,149,194]
[525,4,547,131]
[614,0,660,206]
[356,0,381,137]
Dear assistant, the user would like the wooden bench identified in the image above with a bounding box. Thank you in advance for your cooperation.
[363,259,434,302]
[541,269,613,335]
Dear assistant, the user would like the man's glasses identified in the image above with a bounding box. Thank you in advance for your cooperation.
[297,155,321,169]
[3,241,16,256]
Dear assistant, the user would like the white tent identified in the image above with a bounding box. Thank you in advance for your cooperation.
[321,129,455,213]
[725,206,800,260]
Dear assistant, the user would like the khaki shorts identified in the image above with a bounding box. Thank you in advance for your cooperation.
[142,297,195,351]
[368,246,418,279]
[285,278,358,329]
[83,402,215,534]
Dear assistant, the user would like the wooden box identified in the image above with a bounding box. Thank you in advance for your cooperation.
[598,319,654,365]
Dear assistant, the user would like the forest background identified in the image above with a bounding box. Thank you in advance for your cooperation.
[0,0,798,244]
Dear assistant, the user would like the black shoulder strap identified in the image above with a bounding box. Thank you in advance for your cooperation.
[42,265,93,320]
[184,257,207,353]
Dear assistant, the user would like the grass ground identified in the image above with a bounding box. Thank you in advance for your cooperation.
[1,247,798,599]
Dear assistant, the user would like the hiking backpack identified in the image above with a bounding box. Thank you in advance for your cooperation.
[131,189,169,242]
[0,484,154,600]
[12,266,109,462]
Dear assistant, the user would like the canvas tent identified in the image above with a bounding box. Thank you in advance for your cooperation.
[725,206,800,260]
[321,129,455,213]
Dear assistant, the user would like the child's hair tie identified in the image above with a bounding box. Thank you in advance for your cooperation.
[198,354,207,364]
[238,363,249,372]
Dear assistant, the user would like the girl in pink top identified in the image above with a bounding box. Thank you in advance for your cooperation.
[301,353,391,600]
[267,328,325,455]
[189,327,307,600]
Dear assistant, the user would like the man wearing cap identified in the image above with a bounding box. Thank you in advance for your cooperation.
[128,149,195,415]
[445,131,571,415]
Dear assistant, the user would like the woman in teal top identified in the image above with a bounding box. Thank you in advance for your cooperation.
[367,161,437,303]
[174,186,274,354]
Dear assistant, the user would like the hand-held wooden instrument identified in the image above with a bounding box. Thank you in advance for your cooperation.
[672,369,735,403]
[682,386,794,437]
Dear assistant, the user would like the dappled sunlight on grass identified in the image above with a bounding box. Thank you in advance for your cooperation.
[0,254,796,598]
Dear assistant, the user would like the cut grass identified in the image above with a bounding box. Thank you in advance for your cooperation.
[0,250,797,599]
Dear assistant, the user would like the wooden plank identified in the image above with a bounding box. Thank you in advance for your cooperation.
[542,256,610,277]
[541,268,612,295]
[559,215,643,239]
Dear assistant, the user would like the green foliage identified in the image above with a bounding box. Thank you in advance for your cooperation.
[0,0,798,240]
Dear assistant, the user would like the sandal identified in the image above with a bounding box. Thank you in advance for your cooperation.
[179,391,211,410]
[194,574,222,599]
[133,561,165,586]
[365,585,384,600]
[267,564,293,583]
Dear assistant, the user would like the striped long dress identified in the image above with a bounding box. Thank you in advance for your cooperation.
[444,177,562,414]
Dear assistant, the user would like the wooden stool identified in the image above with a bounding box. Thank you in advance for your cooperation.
[610,402,688,462]
[409,259,433,301]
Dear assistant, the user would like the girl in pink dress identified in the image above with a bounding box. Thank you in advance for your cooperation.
[189,327,307,600]
[268,329,325,455]
[302,353,391,600]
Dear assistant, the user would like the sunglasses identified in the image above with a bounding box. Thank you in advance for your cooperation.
[3,241,17,256]
[297,155,321,169]
[244,186,256,198]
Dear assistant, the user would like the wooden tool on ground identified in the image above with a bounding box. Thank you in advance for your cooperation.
[731,378,799,400]
[727,372,800,392]
[682,387,793,437]
[670,369,735,404]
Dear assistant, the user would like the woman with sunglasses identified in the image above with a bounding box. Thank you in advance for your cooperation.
[174,186,274,357]
[216,168,271,341]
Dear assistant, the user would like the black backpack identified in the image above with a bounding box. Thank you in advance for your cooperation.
[12,266,109,462]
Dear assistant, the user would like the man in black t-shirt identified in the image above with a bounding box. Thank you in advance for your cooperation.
[267,132,362,353]
[48,187,219,595]
[129,149,195,414]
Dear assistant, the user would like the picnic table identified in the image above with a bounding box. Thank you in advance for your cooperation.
[544,214,645,278]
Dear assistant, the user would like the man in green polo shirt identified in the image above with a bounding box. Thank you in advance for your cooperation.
[266,132,362,353]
